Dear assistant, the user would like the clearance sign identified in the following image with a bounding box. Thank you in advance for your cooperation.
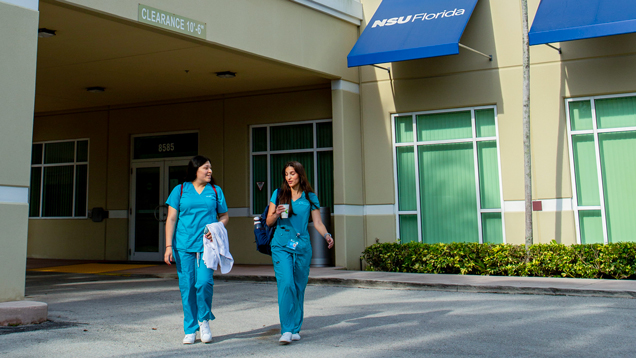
[138,4,206,39]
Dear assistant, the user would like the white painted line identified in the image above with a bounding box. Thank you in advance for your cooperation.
[504,199,573,213]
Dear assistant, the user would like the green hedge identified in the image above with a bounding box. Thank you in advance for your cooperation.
[361,241,636,279]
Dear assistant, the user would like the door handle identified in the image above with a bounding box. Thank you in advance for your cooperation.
[154,204,168,222]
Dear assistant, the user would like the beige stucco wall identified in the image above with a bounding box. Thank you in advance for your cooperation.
[56,0,359,83]
[30,87,332,263]
[0,1,38,302]
[358,0,636,245]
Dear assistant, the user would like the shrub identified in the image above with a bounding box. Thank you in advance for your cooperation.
[361,241,636,279]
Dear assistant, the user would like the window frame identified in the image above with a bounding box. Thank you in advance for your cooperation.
[30,138,90,219]
[391,105,506,244]
[565,92,636,244]
[249,119,333,216]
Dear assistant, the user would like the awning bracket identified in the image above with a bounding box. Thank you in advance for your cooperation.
[371,64,391,73]
[545,43,562,54]
[459,43,492,61]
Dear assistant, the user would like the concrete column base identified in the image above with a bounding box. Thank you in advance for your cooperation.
[0,301,48,326]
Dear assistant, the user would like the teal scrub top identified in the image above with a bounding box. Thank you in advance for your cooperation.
[270,189,320,253]
[166,182,228,252]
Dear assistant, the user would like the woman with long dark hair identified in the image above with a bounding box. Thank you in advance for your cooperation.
[164,155,229,344]
[266,161,334,344]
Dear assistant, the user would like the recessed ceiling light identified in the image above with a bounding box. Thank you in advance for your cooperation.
[86,86,105,93]
[216,71,236,79]
[38,28,56,38]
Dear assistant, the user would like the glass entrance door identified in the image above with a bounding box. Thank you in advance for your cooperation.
[129,160,188,261]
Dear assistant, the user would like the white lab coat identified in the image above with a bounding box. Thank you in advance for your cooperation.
[203,222,234,273]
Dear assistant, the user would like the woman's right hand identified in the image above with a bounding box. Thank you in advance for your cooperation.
[164,247,173,265]
[275,205,286,216]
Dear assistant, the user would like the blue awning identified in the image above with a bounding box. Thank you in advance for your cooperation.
[347,0,479,68]
[529,0,636,46]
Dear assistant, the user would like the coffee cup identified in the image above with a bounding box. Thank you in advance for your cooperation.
[281,204,290,219]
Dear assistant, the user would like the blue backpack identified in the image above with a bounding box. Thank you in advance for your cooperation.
[254,192,279,256]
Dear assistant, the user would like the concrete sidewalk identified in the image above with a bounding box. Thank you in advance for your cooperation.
[27,258,636,299]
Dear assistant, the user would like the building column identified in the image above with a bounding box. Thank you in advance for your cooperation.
[331,80,365,270]
[0,0,39,302]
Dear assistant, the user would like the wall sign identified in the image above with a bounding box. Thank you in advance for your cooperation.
[133,133,198,160]
[138,4,206,39]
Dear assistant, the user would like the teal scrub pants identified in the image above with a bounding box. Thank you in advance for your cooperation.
[173,249,215,334]
[272,247,312,334]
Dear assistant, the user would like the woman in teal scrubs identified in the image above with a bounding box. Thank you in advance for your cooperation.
[266,161,334,345]
[164,155,229,345]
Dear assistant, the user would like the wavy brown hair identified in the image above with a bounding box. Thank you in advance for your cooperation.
[278,161,317,217]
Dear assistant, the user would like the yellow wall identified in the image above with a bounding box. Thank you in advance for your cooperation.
[30,87,332,263]
[358,0,636,245]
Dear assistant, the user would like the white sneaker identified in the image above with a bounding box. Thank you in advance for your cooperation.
[292,333,301,341]
[183,333,196,344]
[279,332,292,345]
[199,321,212,343]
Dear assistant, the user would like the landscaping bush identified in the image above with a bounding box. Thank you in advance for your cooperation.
[361,241,636,279]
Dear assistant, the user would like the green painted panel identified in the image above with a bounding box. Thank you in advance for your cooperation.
[252,127,267,152]
[569,100,593,131]
[396,146,417,211]
[270,124,313,151]
[599,131,636,243]
[482,212,503,244]
[571,134,600,206]
[418,143,478,244]
[596,96,636,130]
[475,108,496,137]
[252,155,268,215]
[417,111,472,142]
[579,210,604,244]
[42,166,74,217]
[395,116,414,143]
[29,167,41,217]
[399,215,419,243]
[477,141,501,209]
[317,151,334,210]
[44,142,75,164]
[317,122,333,148]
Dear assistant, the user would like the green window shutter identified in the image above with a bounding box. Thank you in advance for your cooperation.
[29,167,41,217]
[74,164,88,217]
[396,146,417,211]
[270,124,313,151]
[42,166,75,217]
[596,96,636,130]
[599,131,636,243]
[317,151,334,210]
[44,142,75,164]
[569,100,593,131]
[317,122,333,148]
[571,134,600,206]
[477,141,501,209]
[578,210,604,244]
[252,155,268,215]
[399,215,419,243]
[270,152,314,194]
[475,108,496,138]
[395,115,414,143]
[417,111,472,142]
[418,143,478,244]
[252,127,267,152]
[482,213,503,244]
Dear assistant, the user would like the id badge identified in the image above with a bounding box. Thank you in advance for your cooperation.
[286,238,299,250]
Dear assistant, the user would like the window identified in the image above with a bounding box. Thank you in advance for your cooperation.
[392,107,504,244]
[30,139,89,218]
[251,121,333,215]
[567,93,636,244]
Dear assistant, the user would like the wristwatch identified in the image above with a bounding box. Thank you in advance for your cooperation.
[324,233,333,239]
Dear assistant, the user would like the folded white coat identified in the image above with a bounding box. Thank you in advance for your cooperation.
[203,222,233,273]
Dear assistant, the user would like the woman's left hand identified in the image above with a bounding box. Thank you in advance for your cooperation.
[325,234,334,249]
[205,232,213,241]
